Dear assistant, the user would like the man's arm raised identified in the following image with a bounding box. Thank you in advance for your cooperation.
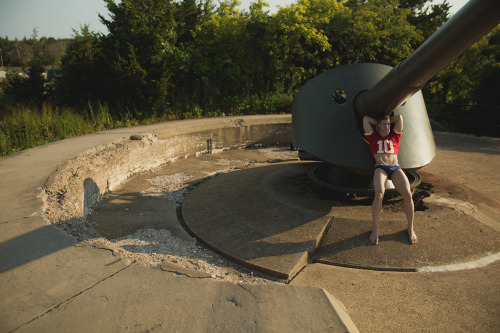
[363,116,377,135]
[391,114,403,134]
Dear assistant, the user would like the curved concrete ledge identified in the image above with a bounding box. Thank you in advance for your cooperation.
[44,115,292,225]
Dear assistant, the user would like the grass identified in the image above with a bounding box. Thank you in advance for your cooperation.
[0,103,116,156]
[0,91,296,157]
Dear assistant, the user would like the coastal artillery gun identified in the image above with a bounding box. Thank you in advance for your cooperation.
[292,0,500,196]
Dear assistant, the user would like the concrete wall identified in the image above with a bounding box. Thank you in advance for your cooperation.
[43,115,292,225]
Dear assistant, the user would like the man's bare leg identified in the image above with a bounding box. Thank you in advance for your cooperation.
[371,196,382,244]
[371,169,387,244]
[392,170,418,244]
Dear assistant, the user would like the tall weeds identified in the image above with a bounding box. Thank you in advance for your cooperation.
[0,93,293,157]
[0,103,114,156]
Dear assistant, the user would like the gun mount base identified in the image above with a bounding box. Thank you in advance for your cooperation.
[309,164,421,200]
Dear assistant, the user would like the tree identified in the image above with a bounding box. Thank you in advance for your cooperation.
[398,0,450,43]
[10,40,33,69]
[58,25,104,107]
[98,0,179,112]
[169,0,214,109]
[186,0,249,107]
[340,0,422,65]
[2,61,47,106]
[174,0,204,45]
[1,30,49,106]
[423,26,500,136]
[271,0,336,89]
[473,27,500,107]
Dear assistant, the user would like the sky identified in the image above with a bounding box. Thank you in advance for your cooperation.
[0,0,471,40]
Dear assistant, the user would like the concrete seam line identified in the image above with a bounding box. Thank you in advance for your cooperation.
[320,288,361,333]
[416,251,500,272]
[0,214,43,225]
[11,264,132,331]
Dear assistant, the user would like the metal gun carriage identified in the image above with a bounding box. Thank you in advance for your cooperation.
[292,0,500,196]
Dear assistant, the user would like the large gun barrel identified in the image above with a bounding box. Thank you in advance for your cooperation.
[355,0,500,118]
[292,0,500,175]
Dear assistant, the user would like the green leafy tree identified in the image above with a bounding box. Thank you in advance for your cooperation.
[10,39,33,69]
[340,0,422,65]
[2,61,47,106]
[271,0,334,89]
[98,0,179,112]
[398,0,450,42]
[473,27,500,108]
[424,26,500,136]
[58,25,104,107]
[187,0,249,107]
[174,0,205,45]
[51,0,441,117]
[0,35,68,68]
[169,0,214,109]
[1,30,49,106]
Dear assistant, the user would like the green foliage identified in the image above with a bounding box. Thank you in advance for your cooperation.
[399,0,450,42]
[2,60,48,106]
[98,0,180,111]
[1,30,64,107]
[0,103,113,156]
[58,25,104,106]
[340,0,422,65]
[0,31,68,68]
[38,0,429,116]
[271,0,337,87]
[424,26,500,136]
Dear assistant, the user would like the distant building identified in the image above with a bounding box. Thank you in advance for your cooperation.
[0,67,26,83]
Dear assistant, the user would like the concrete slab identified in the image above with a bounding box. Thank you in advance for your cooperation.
[16,262,358,333]
[183,162,334,280]
[0,126,165,223]
[4,116,498,332]
[292,131,500,332]
[0,217,130,332]
[421,132,500,199]
[292,262,500,333]
[314,209,500,271]
[0,216,76,273]
[0,115,291,224]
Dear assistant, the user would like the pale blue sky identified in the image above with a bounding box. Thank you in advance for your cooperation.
[0,0,470,40]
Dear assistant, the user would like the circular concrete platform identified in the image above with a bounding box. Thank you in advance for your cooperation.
[183,161,500,279]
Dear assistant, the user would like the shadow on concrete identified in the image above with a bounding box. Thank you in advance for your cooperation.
[182,162,338,280]
[0,177,104,274]
[0,223,77,273]
[83,178,101,217]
